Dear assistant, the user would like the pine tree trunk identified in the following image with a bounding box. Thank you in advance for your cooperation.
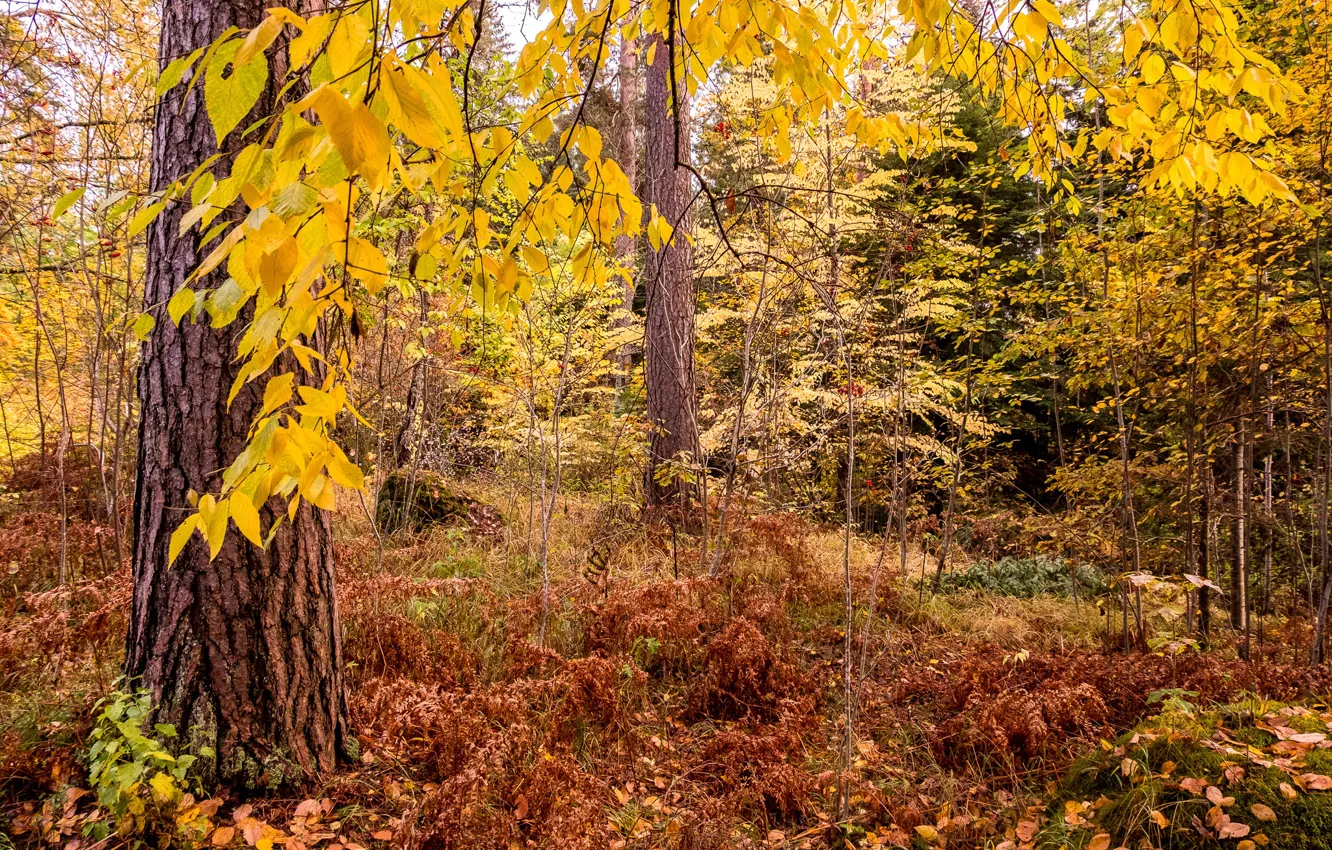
[127,0,349,789]
[642,29,698,507]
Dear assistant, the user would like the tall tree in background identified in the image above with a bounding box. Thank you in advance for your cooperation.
[642,26,699,506]
[614,31,640,391]
[127,0,348,787]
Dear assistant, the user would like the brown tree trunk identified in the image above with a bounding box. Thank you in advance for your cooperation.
[643,28,698,507]
[127,0,348,789]
[1232,424,1250,652]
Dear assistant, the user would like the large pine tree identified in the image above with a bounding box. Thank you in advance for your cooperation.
[128,0,349,788]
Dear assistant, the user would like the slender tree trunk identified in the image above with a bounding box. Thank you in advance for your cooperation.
[1233,424,1250,658]
[642,24,698,508]
[615,32,640,395]
[1198,459,1212,644]
[394,287,430,469]
[127,0,348,788]
[1313,79,1332,664]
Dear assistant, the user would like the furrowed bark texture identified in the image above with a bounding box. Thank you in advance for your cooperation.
[643,31,699,506]
[128,0,348,788]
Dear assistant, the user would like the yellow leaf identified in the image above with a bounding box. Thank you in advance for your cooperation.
[230,493,263,546]
[327,454,364,490]
[149,772,178,803]
[54,187,85,219]
[129,200,167,238]
[168,515,199,567]
[168,287,197,325]
[197,494,229,560]
[578,125,603,161]
[205,38,268,144]
[258,236,299,294]
[1123,24,1144,63]
[522,244,550,275]
[379,56,448,149]
[345,236,389,294]
[289,12,330,70]
[309,85,390,190]
[296,385,344,420]
[234,14,285,68]
[498,254,519,293]
[1031,0,1062,28]
[1142,53,1166,85]
[1013,10,1047,43]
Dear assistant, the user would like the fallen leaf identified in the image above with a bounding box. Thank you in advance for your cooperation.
[914,825,938,841]
[514,794,529,821]
[1016,820,1038,842]
[1239,841,1256,850]
[212,826,235,846]
[1280,782,1299,800]
[294,799,319,819]
[767,830,785,845]
[370,831,391,841]
[1088,833,1111,850]
[1250,803,1276,822]
[1291,732,1326,744]
[1219,822,1251,839]
[1206,780,1236,805]
[1301,773,1332,790]
[1180,777,1207,795]
[1150,810,1169,828]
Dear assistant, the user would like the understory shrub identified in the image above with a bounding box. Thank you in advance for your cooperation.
[938,555,1107,598]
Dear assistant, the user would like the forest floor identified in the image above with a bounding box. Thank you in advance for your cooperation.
[5,475,1332,849]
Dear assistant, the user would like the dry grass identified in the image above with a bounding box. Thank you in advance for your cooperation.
[908,590,1107,653]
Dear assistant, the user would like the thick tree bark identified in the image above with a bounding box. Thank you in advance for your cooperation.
[128,0,348,789]
[642,29,698,506]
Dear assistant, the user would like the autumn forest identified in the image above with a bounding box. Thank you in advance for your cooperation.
[3,0,1332,847]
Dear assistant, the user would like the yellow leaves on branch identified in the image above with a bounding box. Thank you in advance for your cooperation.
[163,0,1300,560]
[902,0,1301,208]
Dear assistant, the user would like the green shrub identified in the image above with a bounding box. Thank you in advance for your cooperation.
[937,555,1106,598]
[84,686,208,840]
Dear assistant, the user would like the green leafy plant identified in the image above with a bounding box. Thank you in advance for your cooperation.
[627,636,661,676]
[1146,687,1200,716]
[84,684,207,838]
[937,555,1107,598]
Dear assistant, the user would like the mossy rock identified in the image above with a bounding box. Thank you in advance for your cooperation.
[1043,703,1332,849]
[375,469,484,533]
